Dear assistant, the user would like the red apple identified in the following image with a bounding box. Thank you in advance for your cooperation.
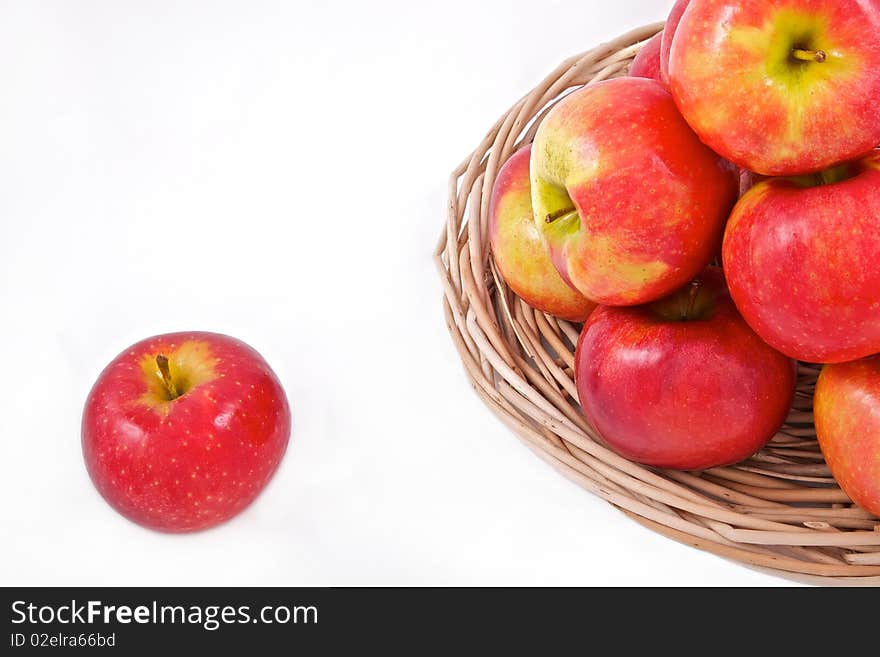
[659,0,690,84]
[723,152,880,363]
[82,331,291,532]
[814,357,880,517]
[489,145,596,322]
[629,32,663,82]
[531,77,738,306]
[668,0,880,175]
[575,268,795,470]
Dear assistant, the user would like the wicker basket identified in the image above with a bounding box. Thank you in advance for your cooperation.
[434,22,880,584]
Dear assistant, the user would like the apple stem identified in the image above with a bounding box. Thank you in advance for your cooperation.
[545,206,578,224]
[156,354,180,400]
[683,279,702,321]
[791,48,826,63]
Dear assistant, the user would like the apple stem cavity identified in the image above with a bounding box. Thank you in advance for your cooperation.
[791,48,827,63]
[683,279,703,321]
[156,354,180,401]
[650,277,714,323]
[545,206,578,224]
[789,162,858,188]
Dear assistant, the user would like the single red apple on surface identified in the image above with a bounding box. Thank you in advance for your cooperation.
[531,77,737,306]
[575,268,795,470]
[489,145,596,322]
[668,0,880,175]
[82,331,291,532]
[629,31,663,82]
[659,0,690,84]
[723,152,880,364]
[814,357,880,517]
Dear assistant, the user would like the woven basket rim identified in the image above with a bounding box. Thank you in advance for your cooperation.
[434,22,880,584]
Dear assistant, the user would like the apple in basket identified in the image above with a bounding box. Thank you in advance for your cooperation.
[814,356,880,517]
[629,32,663,81]
[659,0,690,84]
[574,267,795,470]
[489,145,596,322]
[723,152,880,364]
[667,0,880,175]
[530,76,738,306]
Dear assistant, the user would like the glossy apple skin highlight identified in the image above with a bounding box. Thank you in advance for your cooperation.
[531,77,737,306]
[668,0,880,175]
[575,268,795,470]
[659,0,690,84]
[629,32,663,81]
[82,331,291,532]
[489,146,595,322]
[723,153,880,363]
[815,357,880,517]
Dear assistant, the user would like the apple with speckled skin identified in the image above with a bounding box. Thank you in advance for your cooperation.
[489,145,595,322]
[815,357,880,517]
[723,152,880,364]
[629,31,663,81]
[668,0,880,175]
[659,0,690,84]
[531,76,737,306]
[575,267,795,470]
[82,331,291,532]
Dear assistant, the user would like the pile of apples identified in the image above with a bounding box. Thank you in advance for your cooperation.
[489,0,880,517]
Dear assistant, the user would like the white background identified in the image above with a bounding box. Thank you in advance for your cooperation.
[0,0,795,586]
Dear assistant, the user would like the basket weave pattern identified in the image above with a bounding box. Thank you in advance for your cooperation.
[434,23,880,582]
